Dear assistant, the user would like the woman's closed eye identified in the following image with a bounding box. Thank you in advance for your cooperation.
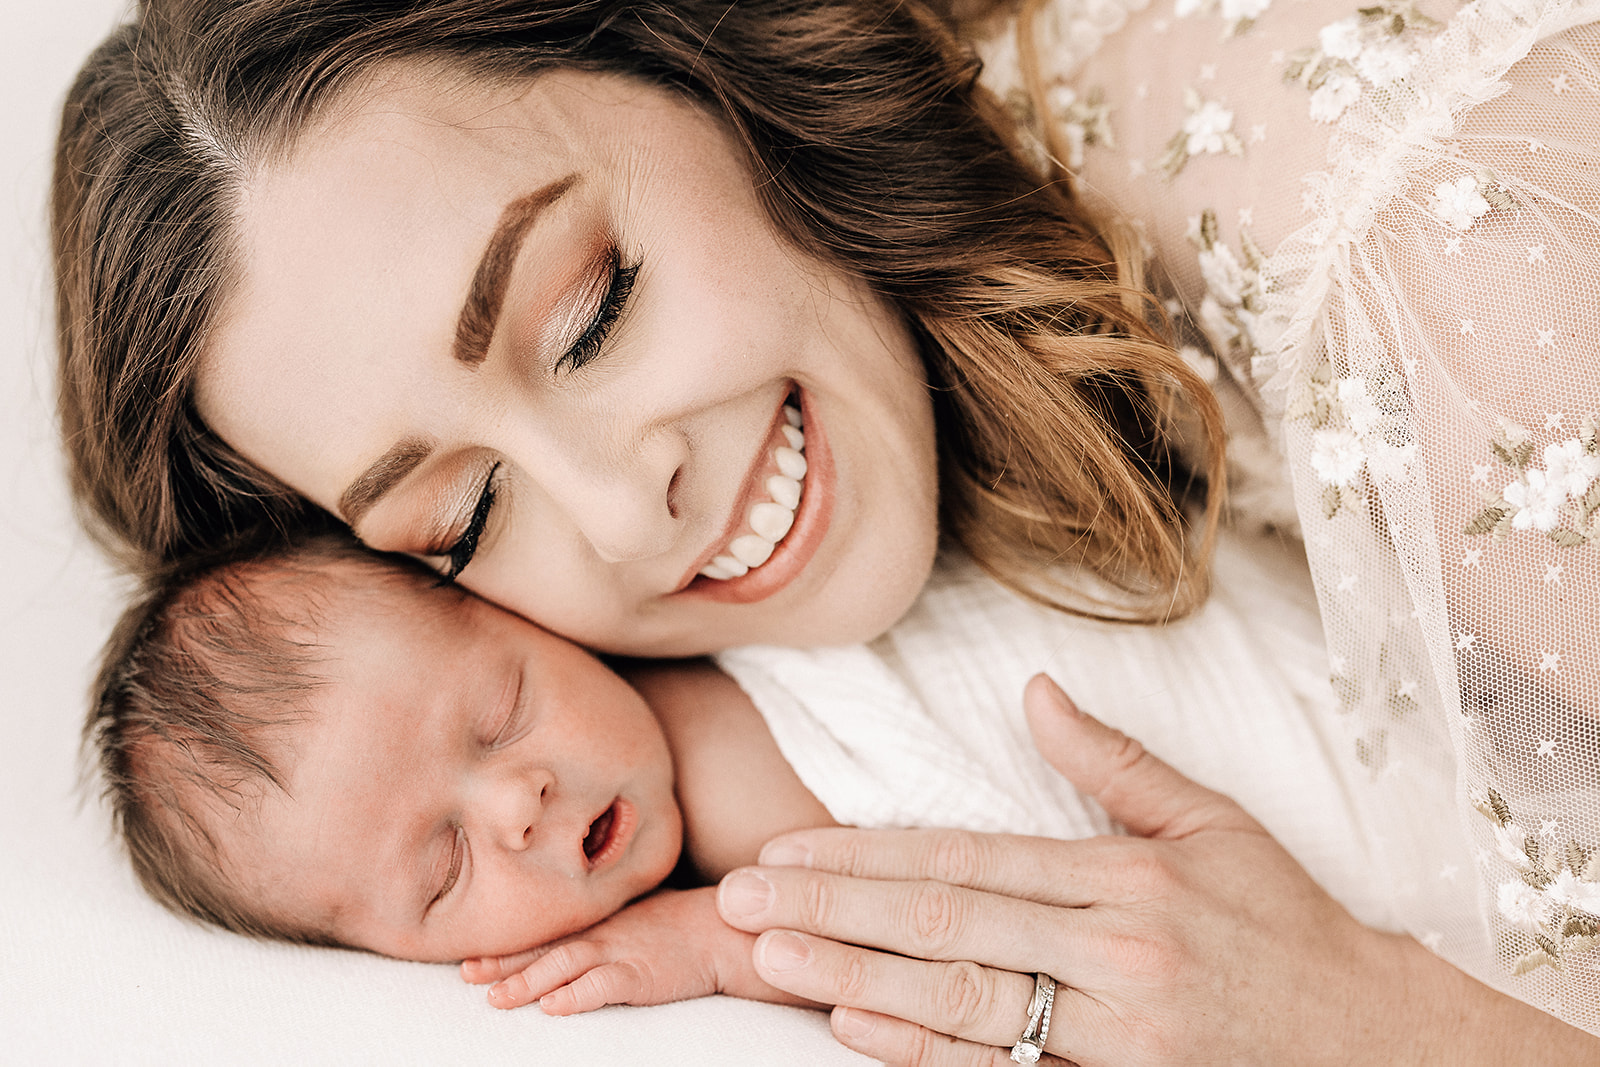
[435,462,501,582]
[558,245,639,375]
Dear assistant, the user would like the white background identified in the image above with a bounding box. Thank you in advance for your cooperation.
[0,4,866,1062]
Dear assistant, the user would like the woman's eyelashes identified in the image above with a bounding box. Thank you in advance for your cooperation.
[556,247,639,375]
[438,463,502,582]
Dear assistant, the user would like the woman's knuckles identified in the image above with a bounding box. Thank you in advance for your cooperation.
[906,880,966,956]
[930,959,1003,1033]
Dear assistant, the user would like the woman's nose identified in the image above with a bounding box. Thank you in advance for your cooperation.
[534,429,687,565]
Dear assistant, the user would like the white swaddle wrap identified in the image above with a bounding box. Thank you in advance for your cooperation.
[718,532,1409,931]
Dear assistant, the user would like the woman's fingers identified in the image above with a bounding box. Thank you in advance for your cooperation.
[719,866,1111,983]
[1022,673,1260,839]
[757,827,1151,904]
[750,932,1096,1063]
[830,1007,1077,1067]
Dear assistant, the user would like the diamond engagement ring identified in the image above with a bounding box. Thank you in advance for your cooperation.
[1009,971,1057,1064]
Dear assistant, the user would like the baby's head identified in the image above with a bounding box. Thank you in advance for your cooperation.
[89,535,682,962]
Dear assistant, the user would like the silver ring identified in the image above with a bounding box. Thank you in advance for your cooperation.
[1009,971,1057,1064]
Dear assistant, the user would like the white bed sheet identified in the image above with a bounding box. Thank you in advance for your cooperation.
[0,4,870,1062]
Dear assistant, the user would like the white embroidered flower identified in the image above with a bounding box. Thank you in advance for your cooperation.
[1432,174,1490,231]
[1544,439,1600,500]
[1493,823,1533,870]
[1308,74,1362,124]
[1310,428,1365,486]
[1175,0,1208,16]
[1367,439,1417,483]
[1220,0,1270,20]
[1503,470,1565,531]
[1178,344,1219,383]
[1500,418,1531,447]
[1197,242,1247,306]
[1199,294,1240,346]
[1355,42,1416,84]
[1497,880,1548,933]
[1548,868,1600,914]
[1336,378,1383,437]
[1183,100,1235,155]
[1318,17,1365,60]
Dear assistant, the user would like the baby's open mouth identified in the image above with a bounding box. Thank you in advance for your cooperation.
[585,806,614,863]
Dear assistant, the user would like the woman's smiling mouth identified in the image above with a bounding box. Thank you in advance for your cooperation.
[678,386,835,605]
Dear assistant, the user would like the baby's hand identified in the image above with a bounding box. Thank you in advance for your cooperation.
[460,887,814,1014]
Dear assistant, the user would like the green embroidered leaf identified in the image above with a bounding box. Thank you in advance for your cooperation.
[1199,208,1219,248]
[1491,441,1518,469]
[1567,842,1590,877]
[1580,480,1600,522]
[1158,130,1190,181]
[1323,484,1342,519]
[1521,866,1553,889]
[1563,915,1600,939]
[1583,849,1600,882]
[1547,528,1587,548]
[1513,441,1535,468]
[1356,732,1387,770]
[1535,933,1563,960]
[1464,506,1508,536]
[1513,948,1556,975]
[1487,787,1513,827]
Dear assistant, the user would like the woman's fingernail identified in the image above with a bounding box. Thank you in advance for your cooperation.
[833,1007,877,1040]
[1037,673,1079,716]
[719,870,775,919]
[760,839,811,867]
[759,931,812,973]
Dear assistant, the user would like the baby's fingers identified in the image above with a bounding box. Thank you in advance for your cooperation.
[537,961,650,1016]
[487,941,606,1010]
[461,945,550,985]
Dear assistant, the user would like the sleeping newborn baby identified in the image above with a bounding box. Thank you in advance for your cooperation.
[91,526,1390,1017]
[90,533,844,1014]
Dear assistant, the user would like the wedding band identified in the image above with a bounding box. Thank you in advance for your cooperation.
[1009,971,1057,1064]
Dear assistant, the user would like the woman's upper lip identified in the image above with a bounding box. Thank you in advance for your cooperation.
[668,391,794,593]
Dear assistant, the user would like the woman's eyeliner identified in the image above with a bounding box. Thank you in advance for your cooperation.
[441,463,500,582]
[558,247,639,374]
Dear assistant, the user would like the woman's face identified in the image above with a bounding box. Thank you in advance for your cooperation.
[199,66,940,656]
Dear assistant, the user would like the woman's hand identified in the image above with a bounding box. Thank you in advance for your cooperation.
[716,674,1590,1066]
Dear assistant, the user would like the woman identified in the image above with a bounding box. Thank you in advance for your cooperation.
[52,0,1600,1061]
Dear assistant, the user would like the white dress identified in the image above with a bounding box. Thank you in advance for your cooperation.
[965,0,1600,1030]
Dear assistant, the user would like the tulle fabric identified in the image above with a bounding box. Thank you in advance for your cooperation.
[974,0,1600,1031]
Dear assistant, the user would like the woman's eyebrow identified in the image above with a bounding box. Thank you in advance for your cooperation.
[339,436,433,525]
[452,174,578,366]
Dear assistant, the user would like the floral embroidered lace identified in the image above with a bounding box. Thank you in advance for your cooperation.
[976,0,1600,1031]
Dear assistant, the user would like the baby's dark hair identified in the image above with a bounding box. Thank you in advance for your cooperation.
[85,532,448,944]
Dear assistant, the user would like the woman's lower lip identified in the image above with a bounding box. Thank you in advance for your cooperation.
[585,798,635,873]
[679,388,834,605]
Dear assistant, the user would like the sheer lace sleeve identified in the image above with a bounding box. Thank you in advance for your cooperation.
[975,0,1600,1031]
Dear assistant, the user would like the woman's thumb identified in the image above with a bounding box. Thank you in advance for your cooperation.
[1023,673,1257,839]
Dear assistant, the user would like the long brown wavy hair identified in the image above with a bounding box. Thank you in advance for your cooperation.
[54,0,1224,624]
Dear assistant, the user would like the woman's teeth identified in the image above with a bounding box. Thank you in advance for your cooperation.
[699,403,806,581]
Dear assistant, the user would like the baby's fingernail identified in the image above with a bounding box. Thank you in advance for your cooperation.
[759,839,812,867]
[759,931,812,973]
[718,870,774,919]
[833,1007,876,1040]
